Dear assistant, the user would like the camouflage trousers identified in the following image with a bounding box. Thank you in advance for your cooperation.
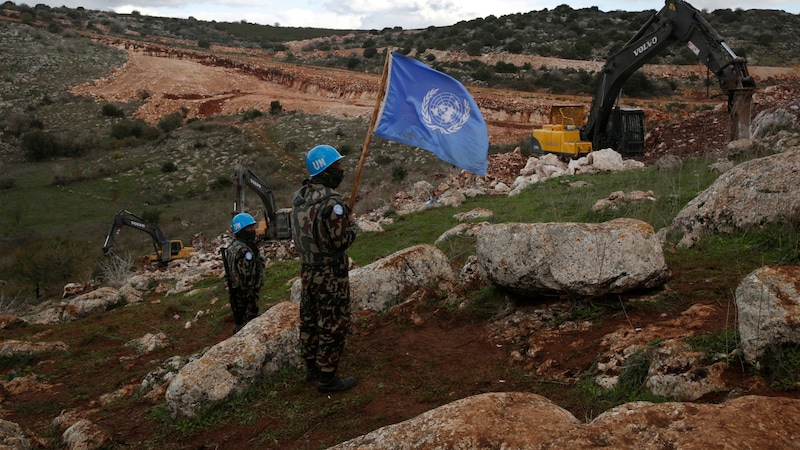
[299,262,351,373]
[229,289,259,328]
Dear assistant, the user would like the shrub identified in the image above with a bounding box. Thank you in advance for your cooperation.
[9,238,93,299]
[21,130,87,161]
[111,119,146,139]
[3,111,42,137]
[161,162,178,173]
[391,165,407,182]
[465,40,482,56]
[158,112,184,132]
[363,47,378,58]
[494,61,518,73]
[269,101,282,115]
[101,103,125,118]
[242,109,263,120]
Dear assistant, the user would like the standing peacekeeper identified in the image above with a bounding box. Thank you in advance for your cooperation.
[222,213,265,334]
[291,145,358,393]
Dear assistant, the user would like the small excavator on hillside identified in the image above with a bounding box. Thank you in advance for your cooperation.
[232,162,291,242]
[531,0,756,159]
[102,209,195,264]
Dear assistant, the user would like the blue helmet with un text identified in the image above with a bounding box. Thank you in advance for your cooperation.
[306,145,343,177]
[231,213,256,234]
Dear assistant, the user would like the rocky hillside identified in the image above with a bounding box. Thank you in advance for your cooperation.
[2,5,800,448]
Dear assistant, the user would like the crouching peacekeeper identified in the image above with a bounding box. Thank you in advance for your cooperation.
[291,145,358,393]
[222,213,265,334]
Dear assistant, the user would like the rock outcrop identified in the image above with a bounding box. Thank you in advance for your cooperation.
[477,218,671,297]
[659,148,800,249]
[165,301,300,417]
[331,392,800,449]
[736,265,800,364]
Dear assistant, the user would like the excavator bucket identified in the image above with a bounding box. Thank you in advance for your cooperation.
[729,88,755,141]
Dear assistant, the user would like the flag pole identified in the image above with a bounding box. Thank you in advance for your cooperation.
[348,49,392,211]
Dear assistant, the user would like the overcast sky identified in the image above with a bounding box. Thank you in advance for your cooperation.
[28,0,800,30]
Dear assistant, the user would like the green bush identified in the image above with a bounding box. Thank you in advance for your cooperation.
[101,103,125,118]
[161,162,178,173]
[111,119,153,140]
[363,47,378,58]
[8,238,93,299]
[391,165,407,182]
[21,130,87,161]
[158,112,184,132]
[758,343,800,390]
[242,109,263,120]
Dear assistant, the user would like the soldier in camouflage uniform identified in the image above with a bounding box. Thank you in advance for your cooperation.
[291,145,358,393]
[222,213,265,334]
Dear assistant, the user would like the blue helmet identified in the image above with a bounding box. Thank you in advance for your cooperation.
[306,145,343,176]
[231,213,256,234]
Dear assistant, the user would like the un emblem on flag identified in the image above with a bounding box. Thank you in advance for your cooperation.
[421,88,471,134]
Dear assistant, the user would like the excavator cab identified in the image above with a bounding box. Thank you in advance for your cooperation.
[601,108,646,157]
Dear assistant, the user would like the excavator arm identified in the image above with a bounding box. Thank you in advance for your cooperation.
[102,209,192,264]
[582,0,756,150]
[234,163,279,229]
[233,163,291,241]
[103,209,167,257]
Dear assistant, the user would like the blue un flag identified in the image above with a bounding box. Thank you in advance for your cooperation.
[373,52,489,176]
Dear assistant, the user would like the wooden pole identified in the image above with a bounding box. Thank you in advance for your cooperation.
[348,49,392,211]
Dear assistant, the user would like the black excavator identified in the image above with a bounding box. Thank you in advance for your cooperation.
[531,0,756,158]
[232,162,291,242]
[102,209,195,264]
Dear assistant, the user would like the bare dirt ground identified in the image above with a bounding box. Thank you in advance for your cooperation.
[72,40,800,170]
[10,42,800,449]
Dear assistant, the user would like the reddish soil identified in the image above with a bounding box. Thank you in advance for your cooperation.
[7,40,800,449]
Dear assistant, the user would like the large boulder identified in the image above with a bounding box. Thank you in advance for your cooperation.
[330,392,579,449]
[23,287,124,324]
[165,301,300,417]
[331,392,800,449]
[736,266,800,364]
[0,419,31,450]
[291,244,455,312]
[477,218,670,297]
[658,148,800,248]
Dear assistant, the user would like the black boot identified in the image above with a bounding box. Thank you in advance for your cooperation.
[305,359,321,382]
[317,371,357,393]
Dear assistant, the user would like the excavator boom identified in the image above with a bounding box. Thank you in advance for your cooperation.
[532,0,756,159]
[233,163,291,241]
[102,209,194,264]
[583,0,755,151]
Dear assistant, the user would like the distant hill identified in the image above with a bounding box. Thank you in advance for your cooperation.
[2,1,799,69]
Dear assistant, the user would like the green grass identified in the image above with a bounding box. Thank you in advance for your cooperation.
[350,157,721,271]
[568,349,670,422]
[260,259,300,306]
[759,343,800,390]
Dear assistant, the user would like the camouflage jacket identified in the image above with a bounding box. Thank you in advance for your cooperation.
[290,181,357,266]
[223,238,265,291]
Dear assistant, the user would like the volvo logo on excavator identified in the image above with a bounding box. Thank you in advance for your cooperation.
[633,37,658,57]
